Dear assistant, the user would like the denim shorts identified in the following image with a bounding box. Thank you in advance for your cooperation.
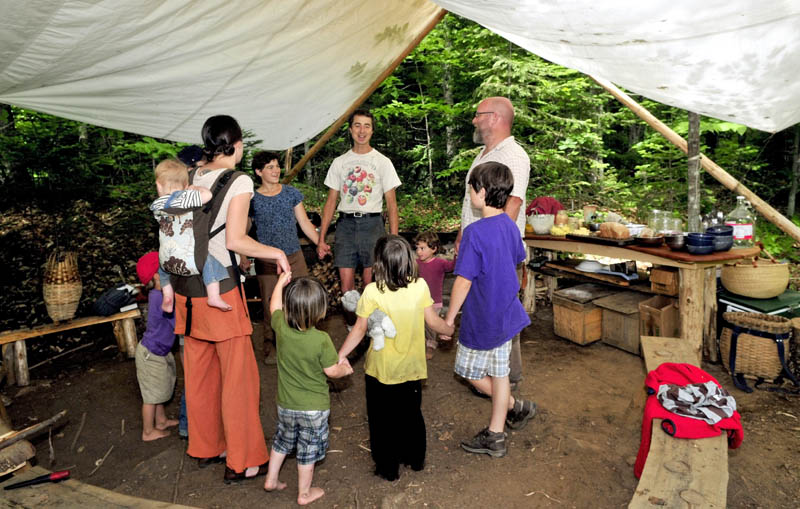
[454,339,512,380]
[271,406,330,465]
[334,214,384,269]
[201,254,228,285]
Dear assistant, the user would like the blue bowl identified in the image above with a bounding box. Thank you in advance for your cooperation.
[687,233,713,246]
[687,244,714,255]
[706,225,733,236]
[711,235,733,251]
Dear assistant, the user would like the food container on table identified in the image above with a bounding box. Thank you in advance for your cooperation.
[661,217,683,235]
[528,214,555,235]
[634,236,664,247]
[687,233,714,255]
[555,210,569,226]
[582,205,598,223]
[626,224,647,237]
[705,225,734,251]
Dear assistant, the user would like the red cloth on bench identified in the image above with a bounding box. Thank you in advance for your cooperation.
[634,362,743,478]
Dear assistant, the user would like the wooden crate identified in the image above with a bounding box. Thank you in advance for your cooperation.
[594,291,652,355]
[552,284,617,345]
[639,295,679,338]
[650,266,679,296]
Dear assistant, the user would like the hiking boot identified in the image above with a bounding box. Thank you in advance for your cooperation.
[506,399,537,431]
[460,427,507,458]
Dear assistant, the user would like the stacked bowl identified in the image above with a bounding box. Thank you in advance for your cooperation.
[705,225,734,251]
[686,233,714,255]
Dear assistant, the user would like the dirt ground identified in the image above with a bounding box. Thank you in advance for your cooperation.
[4,305,800,508]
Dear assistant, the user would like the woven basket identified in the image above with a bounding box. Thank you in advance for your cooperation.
[720,312,791,380]
[43,251,82,322]
[720,243,789,299]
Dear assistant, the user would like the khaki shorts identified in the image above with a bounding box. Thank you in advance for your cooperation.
[135,342,176,404]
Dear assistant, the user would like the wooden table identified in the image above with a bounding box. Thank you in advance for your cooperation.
[524,236,759,359]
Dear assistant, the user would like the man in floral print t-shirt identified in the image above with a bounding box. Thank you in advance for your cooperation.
[318,109,401,319]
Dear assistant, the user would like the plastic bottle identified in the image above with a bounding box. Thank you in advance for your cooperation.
[725,195,755,247]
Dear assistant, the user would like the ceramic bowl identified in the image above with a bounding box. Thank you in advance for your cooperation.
[705,225,734,236]
[711,235,733,251]
[528,214,555,235]
[687,233,714,245]
[687,243,714,255]
[626,223,647,237]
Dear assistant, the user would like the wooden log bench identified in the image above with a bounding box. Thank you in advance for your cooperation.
[0,309,141,387]
[629,336,728,508]
[0,465,197,508]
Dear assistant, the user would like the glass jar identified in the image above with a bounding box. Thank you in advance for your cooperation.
[555,210,569,226]
[725,196,755,247]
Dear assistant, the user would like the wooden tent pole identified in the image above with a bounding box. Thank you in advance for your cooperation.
[591,75,800,244]
[283,8,448,184]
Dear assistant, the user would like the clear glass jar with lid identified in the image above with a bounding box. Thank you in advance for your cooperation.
[725,195,755,247]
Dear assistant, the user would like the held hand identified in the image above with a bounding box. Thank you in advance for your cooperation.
[277,271,292,287]
[276,253,291,275]
[339,358,353,375]
[239,257,252,273]
[317,241,331,259]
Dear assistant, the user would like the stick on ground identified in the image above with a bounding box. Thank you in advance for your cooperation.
[70,412,86,452]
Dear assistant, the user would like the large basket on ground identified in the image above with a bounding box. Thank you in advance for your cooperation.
[43,251,82,322]
[719,312,791,381]
[720,243,789,299]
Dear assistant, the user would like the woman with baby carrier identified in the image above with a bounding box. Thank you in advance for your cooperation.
[172,114,289,483]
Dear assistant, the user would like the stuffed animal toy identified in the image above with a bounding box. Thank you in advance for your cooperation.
[341,290,397,351]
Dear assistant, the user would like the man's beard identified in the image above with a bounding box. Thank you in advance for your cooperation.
[472,127,483,144]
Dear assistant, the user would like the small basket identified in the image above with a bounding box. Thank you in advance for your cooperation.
[719,312,791,381]
[720,243,789,299]
[43,251,82,322]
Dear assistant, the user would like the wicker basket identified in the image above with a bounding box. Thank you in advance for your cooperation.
[43,251,82,322]
[720,243,789,299]
[719,312,791,380]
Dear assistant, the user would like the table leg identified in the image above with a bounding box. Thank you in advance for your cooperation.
[703,268,718,362]
[2,344,15,386]
[679,267,704,359]
[13,339,29,387]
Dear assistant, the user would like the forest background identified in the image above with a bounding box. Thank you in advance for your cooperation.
[1,13,799,333]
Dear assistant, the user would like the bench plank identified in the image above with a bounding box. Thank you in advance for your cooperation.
[0,465,198,508]
[0,309,141,346]
[629,420,728,508]
[640,335,700,373]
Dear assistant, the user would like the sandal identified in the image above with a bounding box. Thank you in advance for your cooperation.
[223,462,269,484]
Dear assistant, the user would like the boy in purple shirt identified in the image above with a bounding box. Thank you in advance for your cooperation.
[135,252,179,441]
[444,162,536,458]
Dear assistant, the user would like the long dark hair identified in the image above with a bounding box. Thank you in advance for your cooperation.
[372,235,417,293]
[201,115,243,163]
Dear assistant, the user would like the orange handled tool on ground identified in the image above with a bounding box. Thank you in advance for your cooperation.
[4,470,70,490]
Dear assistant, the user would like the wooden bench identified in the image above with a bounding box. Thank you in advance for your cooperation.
[0,309,141,387]
[629,336,728,508]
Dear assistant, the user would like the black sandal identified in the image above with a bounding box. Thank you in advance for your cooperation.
[223,462,269,484]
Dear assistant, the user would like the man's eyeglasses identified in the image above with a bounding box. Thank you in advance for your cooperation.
[474,111,495,117]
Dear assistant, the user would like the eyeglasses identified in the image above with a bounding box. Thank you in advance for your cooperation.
[474,111,495,118]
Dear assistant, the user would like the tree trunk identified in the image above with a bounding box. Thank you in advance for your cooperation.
[687,112,701,232]
[788,125,800,217]
[415,62,433,196]
[442,17,455,161]
[304,141,314,187]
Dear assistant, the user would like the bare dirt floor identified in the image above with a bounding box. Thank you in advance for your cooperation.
[4,306,800,508]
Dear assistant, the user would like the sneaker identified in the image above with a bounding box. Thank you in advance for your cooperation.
[506,399,537,431]
[460,427,507,458]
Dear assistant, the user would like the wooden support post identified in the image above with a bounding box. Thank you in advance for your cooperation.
[112,320,127,354]
[120,318,137,358]
[2,344,15,386]
[679,268,705,359]
[522,247,536,314]
[703,268,719,363]
[13,340,28,387]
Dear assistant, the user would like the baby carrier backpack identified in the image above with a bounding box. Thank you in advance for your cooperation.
[170,168,247,335]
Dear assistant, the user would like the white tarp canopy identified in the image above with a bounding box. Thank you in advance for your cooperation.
[1,1,799,149]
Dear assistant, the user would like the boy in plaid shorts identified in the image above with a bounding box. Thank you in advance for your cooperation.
[444,161,537,458]
[264,273,353,505]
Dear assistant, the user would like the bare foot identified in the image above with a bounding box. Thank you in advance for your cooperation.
[142,428,170,441]
[207,296,232,311]
[155,418,179,430]
[264,478,287,492]
[426,347,435,360]
[298,487,324,506]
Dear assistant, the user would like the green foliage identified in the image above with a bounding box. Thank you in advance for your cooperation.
[757,217,800,263]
